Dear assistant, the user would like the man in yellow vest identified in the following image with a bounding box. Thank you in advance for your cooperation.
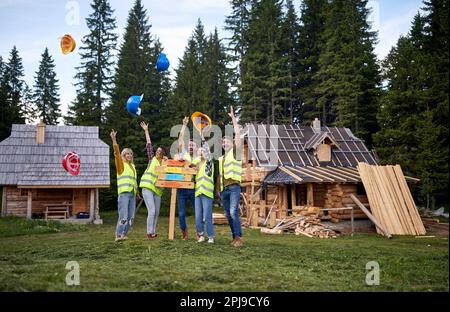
[111,129,138,242]
[176,116,200,240]
[217,106,243,247]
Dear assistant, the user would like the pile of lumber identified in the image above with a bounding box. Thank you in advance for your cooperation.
[260,215,338,238]
[212,213,228,225]
[357,163,426,236]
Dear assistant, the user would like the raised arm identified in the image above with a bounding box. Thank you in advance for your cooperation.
[178,116,189,154]
[110,129,124,175]
[229,106,241,148]
[140,121,154,160]
[201,131,213,177]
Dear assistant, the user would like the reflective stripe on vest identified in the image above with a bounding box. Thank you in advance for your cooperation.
[139,157,162,197]
[195,161,214,199]
[117,163,137,194]
[219,150,242,191]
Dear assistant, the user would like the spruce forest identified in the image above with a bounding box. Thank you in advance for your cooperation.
[0,0,448,210]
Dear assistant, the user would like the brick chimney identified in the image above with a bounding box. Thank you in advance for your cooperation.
[36,119,46,144]
[312,117,321,133]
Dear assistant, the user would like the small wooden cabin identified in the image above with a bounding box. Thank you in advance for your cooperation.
[0,122,110,223]
[240,118,376,226]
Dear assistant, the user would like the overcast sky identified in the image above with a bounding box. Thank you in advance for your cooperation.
[0,0,424,119]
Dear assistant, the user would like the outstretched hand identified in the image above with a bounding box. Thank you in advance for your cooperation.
[110,129,117,141]
[140,121,148,131]
[228,106,235,120]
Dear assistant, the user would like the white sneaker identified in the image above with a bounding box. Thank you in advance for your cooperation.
[207,238,214,244]
[197,236,205,243]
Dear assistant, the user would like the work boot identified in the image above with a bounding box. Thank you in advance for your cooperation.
[182,229,188,240]
[232,237,243,247]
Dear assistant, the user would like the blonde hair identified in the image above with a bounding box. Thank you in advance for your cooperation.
[121,148,133,160]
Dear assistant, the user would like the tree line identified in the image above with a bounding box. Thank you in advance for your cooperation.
[0,0,447,209]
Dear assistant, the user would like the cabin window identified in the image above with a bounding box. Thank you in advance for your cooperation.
[316,144,331,162]
[20,189,28,197]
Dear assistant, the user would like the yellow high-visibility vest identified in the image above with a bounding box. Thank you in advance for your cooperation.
[139,157,162,197]
[218,149,242,191]
[184,152,200,165]
[117,162,137,195]
[195,161,214,199]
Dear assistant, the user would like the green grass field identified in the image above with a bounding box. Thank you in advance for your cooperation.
[0,211,448,291]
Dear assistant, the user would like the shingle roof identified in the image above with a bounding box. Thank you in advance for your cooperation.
[0,124,110,187]
[244,124,378,168]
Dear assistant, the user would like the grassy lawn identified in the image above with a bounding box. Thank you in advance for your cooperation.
[0,211,448,291]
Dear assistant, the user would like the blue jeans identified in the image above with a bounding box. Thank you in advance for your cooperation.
[177,188,195,231]
[221,184,242,238]
[116,191,136,236]
[142,188,161,235]
[195,195,214,238]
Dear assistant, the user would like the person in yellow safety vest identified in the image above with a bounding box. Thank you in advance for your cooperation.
[111,129,138,242]
[217,106,244,247]
[194,133,215,244]
[139,121,168,239]
[176,116,200,240]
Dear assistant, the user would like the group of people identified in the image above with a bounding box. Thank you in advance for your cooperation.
[110,107,244,247]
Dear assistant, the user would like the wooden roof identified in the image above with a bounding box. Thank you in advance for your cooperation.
[263,165,361,185]
[0,124,110,187]
[244,124,378,168]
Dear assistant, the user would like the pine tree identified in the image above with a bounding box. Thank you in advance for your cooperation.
[297,0,328,124]
[142,38,172,149]
[204,28,236,127]
[280,0,301,123]
[171,19,209,119]
[313,0,380,145]
[0,47,26,141]
[224,0,252,115]
[32,48,60,125]
[0,56,10,140]
[105,0,168,207]
[374,3,449,208]
[66,0,118,126]
[240,0,289,124]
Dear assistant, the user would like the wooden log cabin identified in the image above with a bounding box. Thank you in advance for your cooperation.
[240,118,378,226]
[0,121,110,224]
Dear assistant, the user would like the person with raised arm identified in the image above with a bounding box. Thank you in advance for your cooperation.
[217,106,244,247]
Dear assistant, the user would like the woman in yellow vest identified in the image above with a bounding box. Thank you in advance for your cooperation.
[194,134,214,243]
[110,129,138,242]
[139,121,167,239]
[217,106,244,247]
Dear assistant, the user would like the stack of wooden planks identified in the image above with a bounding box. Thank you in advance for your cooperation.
[212,213,228,225]
[260,215,338,238]
[357,162,426,235]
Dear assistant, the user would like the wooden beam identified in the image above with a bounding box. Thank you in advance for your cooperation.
[350,193,391,238]
[291,185,296,207]
[155,165,197,175]
[279,166,303,182]
[156,181,194,189]
[314,166,360,182]
[306,183,314,206]
[17,185,110,189]
[89,189,95,222]
[27,190,32,219]
[263,195,278,226]
[1,187,6,217]
[168,188,177,240]
[289,166,324,181]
